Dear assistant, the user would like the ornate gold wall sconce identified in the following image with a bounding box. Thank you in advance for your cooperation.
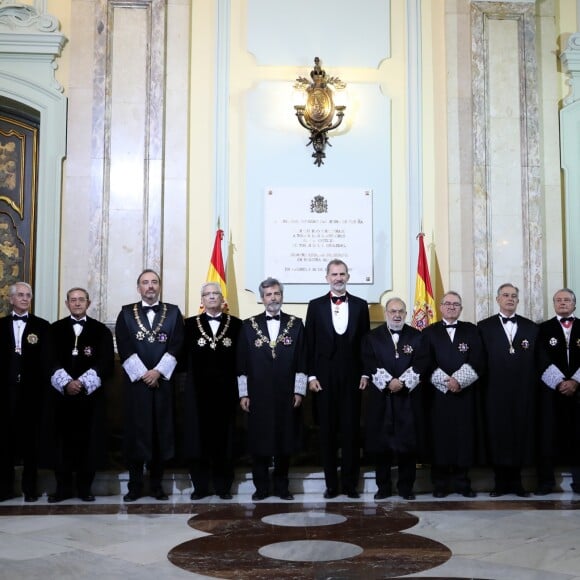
[294,57,346,167]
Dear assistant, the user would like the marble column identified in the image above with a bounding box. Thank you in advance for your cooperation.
[560,33,580,297]
[471,1,542,321]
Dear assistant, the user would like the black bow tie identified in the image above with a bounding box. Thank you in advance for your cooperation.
[143,305,160,314]
[445,323,458,329]
[389,329,400,335]
[501,316,516,324]
[12,314,28,321]
[266,315,280,321]
[207,314,222,322]
[560,317,574,323]
[331,295,346,304]
[71,318,86,326]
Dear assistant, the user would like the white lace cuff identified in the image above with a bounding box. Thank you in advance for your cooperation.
[123,354,148,382]
[371,368,393,391]
[155,352,177,380]
[238,375,248,398]
[79,369,102,395]
[452,363,478,388]
[542,364,565,390]
[295,373,307,396]
[51,368,73,394]
[431,368,449,394]
[399,367,420,391]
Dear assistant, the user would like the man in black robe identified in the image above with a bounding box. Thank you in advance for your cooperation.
[183,282,242,500]
[237,277,307,501]
[362,298,422,500]
[115,269,184,501]
[47,287,114,502]
[416,291,483,498]
[305,259,370,499]
[536,288,580,494]
[0,282,50,502]
[478,283,538,497]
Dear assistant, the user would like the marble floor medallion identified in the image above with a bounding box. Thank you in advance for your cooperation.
[168,503,451,578]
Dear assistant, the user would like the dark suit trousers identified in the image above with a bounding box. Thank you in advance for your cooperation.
[189,455,234,496]
[375,451,416,495]
[252,455,290,496]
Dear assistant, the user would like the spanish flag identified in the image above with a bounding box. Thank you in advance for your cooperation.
[201,229,228,311]
[411,233,438,329]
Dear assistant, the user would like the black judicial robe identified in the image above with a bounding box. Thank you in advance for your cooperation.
[45,317,115,469]
[478,314,538,466]
[182,312,242,459]
[362,324,424,456]
[536,317,580,462]
[305,292,370,427]
[237,312,306,457]
[415,320,484,466]
[0,313,50,462]
[115,302,184,463]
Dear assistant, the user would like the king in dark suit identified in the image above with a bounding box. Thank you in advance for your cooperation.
[536,288,580,494]
[115,269,184,502]
[237,278,307,501]
[477,283,538,497]
[46,287,115,502]
[362,298,423,500]
[0,282,50,502]
[305,259,370,498]
[415,291,483,498]
[183,282,242,500]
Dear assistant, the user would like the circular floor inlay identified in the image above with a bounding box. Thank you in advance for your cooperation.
[259,539,363,562]
[262,510,346,527]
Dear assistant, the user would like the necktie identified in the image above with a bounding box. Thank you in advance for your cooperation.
[266,315,280,321]
[12,314,28,321]
[501,316,515,324]
[331,295,346,304]
[143,305,160,314]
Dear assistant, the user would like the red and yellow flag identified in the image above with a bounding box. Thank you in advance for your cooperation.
[200,229,228,312]
[411,233,438,329]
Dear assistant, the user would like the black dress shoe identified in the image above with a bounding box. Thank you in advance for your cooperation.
[374,489,391,500]
[433,490,447,498]
[48,494,72,504]
[152,490,169,500]
[345,490,360,499]
[251,491,269,501]
[323,489,338,499]
[400,492,416,500]
[80,494,95,502]
[190,491,210,500]
[279,492,294,500]
[219,493,233,500]
[0,493,14,502]
[123,491,141,502]
[535,487,553,496]
[24,495,37,503]
[514,489,530,498]
[489,489,505,497]
[462,489,476,498]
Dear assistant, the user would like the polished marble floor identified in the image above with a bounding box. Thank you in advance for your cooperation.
[1,490,580,580]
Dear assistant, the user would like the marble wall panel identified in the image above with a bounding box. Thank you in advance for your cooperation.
[471,1,542,321]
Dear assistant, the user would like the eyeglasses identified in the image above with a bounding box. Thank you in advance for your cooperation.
[441,302,461,308]
[202,292,221,297]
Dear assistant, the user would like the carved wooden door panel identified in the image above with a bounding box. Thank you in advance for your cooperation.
[0,105,39,316]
